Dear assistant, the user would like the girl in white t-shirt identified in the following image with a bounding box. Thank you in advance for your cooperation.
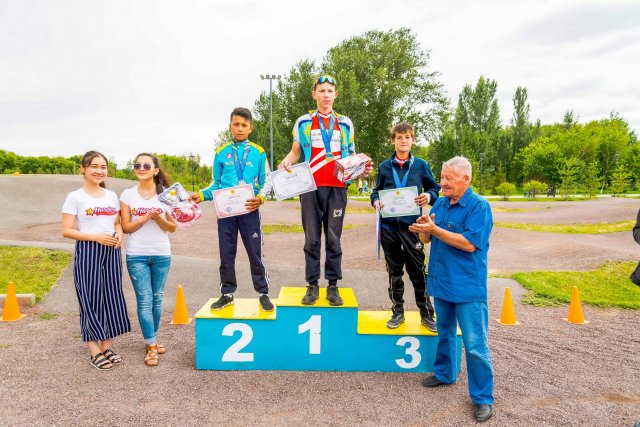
[61,151,131,371]
[120,153,176,367]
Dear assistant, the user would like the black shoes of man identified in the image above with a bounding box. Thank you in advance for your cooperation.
[301,284,343,306]
[422,375,493,422]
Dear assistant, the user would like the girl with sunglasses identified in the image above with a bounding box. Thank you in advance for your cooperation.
[120,153,176,366]
[61,151,131,370]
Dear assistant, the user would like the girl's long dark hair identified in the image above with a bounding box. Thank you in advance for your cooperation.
[81,151,109,188]
[135,153,172,194]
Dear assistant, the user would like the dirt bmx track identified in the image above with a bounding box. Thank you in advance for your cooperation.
[0,175,639,426]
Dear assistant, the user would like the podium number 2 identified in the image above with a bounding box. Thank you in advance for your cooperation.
[298,315,321,354]
[221,323,254,362]
[395,336,421,369]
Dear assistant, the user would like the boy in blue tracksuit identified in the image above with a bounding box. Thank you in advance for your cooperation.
[191,107,274,312]
[371,122,440,330]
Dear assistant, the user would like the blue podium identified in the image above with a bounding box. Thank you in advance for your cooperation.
[195,287,462,372]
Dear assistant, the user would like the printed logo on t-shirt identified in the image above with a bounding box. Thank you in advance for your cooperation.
[131,207,155,217]
[85,207,117,216]
[333,208,343,218]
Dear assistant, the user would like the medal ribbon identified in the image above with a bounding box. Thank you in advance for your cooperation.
[317,112,336,159]
[232,142,251,183]
[391,155,414,188]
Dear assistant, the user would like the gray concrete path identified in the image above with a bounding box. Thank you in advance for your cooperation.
[1,239,525,316]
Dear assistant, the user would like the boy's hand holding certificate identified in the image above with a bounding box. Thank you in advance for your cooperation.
[270,162,317,201]
[378,186,420,218]
[213,184,255,218]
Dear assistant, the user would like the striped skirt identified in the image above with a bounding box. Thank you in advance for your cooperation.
[73,241,131,342]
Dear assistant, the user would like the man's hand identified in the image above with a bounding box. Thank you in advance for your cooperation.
[189,192,202,203]
[415,192,431,207]
[409,213,436,234]
[245,197,262,212]
[373,200,384,212]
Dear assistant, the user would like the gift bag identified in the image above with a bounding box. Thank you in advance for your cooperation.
[158,183,202,228]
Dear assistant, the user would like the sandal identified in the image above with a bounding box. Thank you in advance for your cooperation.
[157,344,166,355]
[90,353,113,370]
[145,344,159,367]
[102,348,123,364]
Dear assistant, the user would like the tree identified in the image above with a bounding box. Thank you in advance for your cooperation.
[321,28,449,164]
[557,157,582,200]
[610,163,632,196]
[251,29,449,166]
[582,161,602,198]
[511,86,533,157]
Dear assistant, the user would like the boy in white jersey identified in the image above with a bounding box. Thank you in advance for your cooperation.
[279,75,372,305]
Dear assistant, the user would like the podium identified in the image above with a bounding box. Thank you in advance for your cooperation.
[195,287,462,372]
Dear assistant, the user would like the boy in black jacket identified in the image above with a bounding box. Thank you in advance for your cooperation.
[371,122,440,330]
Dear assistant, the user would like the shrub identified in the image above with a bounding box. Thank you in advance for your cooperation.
[495,182,516,201]
[523,180,547,199]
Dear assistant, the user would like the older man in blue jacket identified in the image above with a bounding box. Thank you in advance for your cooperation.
[410,155,494,423]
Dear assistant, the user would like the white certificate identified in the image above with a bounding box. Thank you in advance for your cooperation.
[379,186,420,218]
[269,162,317,201]
[213,184,255,218]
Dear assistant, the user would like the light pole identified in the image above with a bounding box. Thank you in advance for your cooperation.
[189,154,196,191]
[260,74,281,172]
[479,153,485,195]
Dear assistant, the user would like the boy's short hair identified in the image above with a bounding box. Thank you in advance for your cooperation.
[313,75,336,90]
[230,107,252,123]
[391,122,415,140]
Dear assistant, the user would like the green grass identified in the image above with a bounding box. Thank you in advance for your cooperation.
[39,312,59,320]
[0,344,10,349]
[511,261,640,309]
[495,220,634,234]
[346,205,375,214]
[0,246,72,302]
[262,223,364,234]
[488,197,588,203]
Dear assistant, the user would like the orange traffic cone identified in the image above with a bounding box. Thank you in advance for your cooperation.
[170,285,192,325]
[1,281,25,322]
[564,286,589,324]
[496,287,519,325]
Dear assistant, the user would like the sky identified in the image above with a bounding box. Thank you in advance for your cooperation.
[1,0,639,167]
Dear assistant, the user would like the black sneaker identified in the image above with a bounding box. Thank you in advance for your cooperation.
[210,294,234,311]
[421,315,437,332]
[474,404,493,422]
[301,285,319,305]
[326,285,343,306]
[386,312,405,329]
[259,294,274,311]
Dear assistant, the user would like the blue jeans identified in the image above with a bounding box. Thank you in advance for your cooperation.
[433,298,494,405]
[126,255,171,344]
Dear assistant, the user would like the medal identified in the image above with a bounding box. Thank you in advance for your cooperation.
[318,111,336,161]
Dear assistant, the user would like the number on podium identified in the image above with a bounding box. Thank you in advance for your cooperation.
[298,315,321,355]
[221,323,254,362]
[395,336,421,369]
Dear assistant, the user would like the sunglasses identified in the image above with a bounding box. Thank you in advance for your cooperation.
[133,163,153,171]
[314,75,336,88]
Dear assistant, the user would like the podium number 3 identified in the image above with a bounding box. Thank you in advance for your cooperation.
[395,336,421,369]
[298,315,321,354]
[221,323,254,362]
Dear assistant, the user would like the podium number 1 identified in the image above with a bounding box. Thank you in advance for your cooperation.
[298,315,321,354]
